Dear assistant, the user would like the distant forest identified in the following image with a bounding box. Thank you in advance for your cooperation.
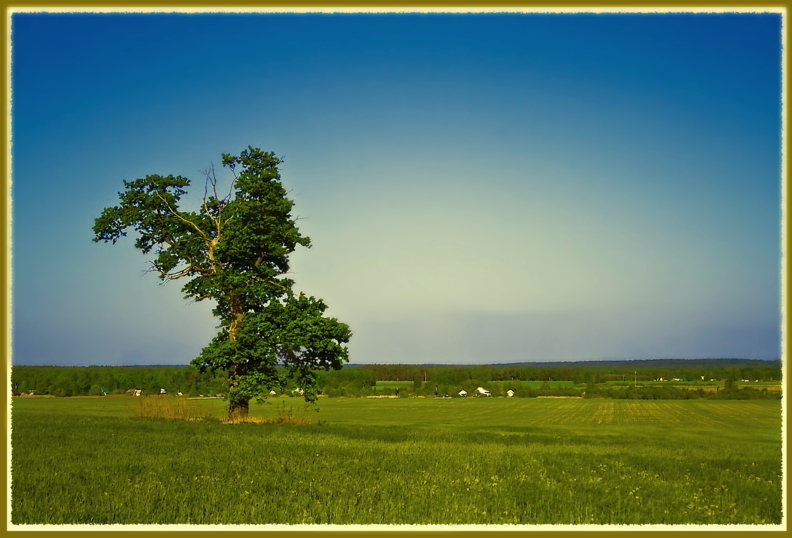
[357,358,781,383]
[10,359,781,400]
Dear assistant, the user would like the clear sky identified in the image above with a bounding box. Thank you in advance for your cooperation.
[10,11,782,366]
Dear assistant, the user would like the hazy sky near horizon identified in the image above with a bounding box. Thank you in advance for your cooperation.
[11,11,782,366]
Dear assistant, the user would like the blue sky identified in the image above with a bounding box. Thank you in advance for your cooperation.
[10,11,782,365]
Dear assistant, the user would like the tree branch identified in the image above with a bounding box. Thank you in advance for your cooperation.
[268,279,292,294]
[202,165,228,240]
[225,166,238,203]
[163,266,195,280]
[154,192,209,242]
[186,256,213,275]
[210,163,220,201]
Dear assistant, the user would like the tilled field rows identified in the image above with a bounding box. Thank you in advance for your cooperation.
[293,398,783,430]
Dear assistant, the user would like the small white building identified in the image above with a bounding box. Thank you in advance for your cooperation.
[458,390,468,397]
[160,388,167,395]
[269,390,277,396]
[134,389,142,397]
[506,389,515,398]
[476,387,491,397]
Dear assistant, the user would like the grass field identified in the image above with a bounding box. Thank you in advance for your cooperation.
[489,380,575,388]
[374,381,414,389]
[10,396,783,526]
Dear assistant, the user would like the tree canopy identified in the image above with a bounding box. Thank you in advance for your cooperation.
[93,147,351,419]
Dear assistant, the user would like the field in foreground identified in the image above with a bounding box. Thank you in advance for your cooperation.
[11,397,783,526]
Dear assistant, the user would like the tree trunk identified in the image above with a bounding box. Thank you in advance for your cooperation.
[228,296,244,343]
[227,296,248,421]
[228,398,249,422]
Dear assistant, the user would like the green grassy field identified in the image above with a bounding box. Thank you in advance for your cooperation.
[489,380,575,388]
[11,396,783,526]
[374,381,414,389]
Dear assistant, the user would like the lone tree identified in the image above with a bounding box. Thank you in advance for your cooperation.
[93,147,351,420]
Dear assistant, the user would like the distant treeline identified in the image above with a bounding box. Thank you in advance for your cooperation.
[11,366,228,398]
[10,359,782,400]
[9,365,379,398]
[478,358,781,370]
[358,360,782,385]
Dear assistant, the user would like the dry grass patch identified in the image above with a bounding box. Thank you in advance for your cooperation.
[136,396,318,426]
[135,396,218,422]
[228,402,318,425]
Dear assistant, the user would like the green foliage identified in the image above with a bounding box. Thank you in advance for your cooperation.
[710,386,778,400]
[199,293,352,404]
[537,386,584,397]
[725,374,737,391]
[93,148,351,411]
[318,367,376,391]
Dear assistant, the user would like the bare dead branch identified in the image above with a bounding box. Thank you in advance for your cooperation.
[201,166,216,224]
[211,165,225,237]
[164,266,195,280]
[200,164,230,242]
[210,163,220,201]
[224,167,237,203]
[202,168,210,214]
